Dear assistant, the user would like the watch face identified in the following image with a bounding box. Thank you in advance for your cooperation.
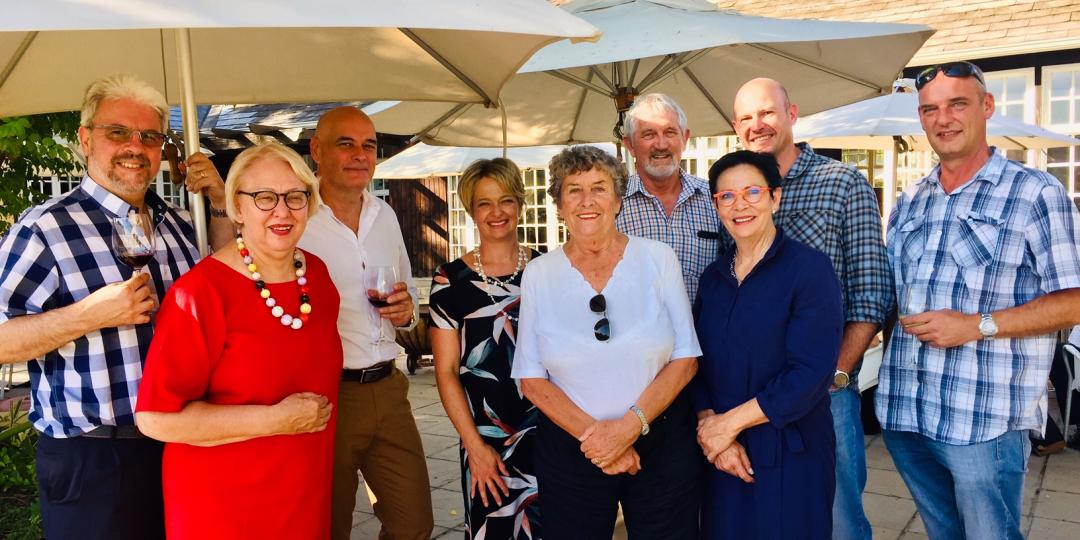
[979,315,998,336]
[833,371,849,387]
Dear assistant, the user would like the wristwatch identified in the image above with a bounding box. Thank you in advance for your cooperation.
[629,405,650,436]
[978,313,998,339]
[833,370,850,388]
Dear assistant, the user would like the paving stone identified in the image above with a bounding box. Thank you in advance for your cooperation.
[350,516,382,539]
[1042,450,1080,494]
[430,443,462,463]
[866,467,911,498]
[429,526,451,539]
[863,492,917,531]
[414,401,450,418]
[1033,490,1080,523]
[422,433,461,457]
[430,487,467,530]
[1027,517,1080,540]
[908,514,925,534]
[865,436,898,471]
[428,455,465,489]
[898,532,928,540]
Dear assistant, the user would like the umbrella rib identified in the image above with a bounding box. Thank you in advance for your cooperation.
[568,71,595,144]
[546,70,613,97]
[415,103,470,141]
[1001,135,1031,151]
[589,66,615,92]
[748,44,881,90]
[636,54,679,90]
[683,67,732,126]
[638,50,708,91]
[628,59,641,88]
[0,32,38,91]
[399,29,494,106]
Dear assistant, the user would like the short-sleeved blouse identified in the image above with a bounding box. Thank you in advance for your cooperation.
[512,236,701,420]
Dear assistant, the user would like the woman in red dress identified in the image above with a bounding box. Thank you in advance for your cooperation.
[136,142,343,539]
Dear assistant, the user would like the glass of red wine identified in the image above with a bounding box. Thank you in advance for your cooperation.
[365,264,398,352]
[111,211,157,276]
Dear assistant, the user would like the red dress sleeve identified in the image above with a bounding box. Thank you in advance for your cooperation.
[137,263,227,413]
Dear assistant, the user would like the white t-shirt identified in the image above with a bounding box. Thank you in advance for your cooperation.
[512,236,702,420]
[299,195,417,369]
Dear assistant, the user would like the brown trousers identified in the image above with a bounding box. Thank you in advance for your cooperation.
[331,368,434,540]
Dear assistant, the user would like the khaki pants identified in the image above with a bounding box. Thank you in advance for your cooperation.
[331,368,434,540]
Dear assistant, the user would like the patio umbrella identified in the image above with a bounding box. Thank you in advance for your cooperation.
[0,0,600,254]
[375,142,617,179]
[793,86,1080,220]
[367,0,934,147]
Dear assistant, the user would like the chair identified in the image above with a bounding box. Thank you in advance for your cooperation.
[1063,343,1080,435]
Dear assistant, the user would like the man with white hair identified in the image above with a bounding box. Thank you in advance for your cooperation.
[616,93,720,301]
[0,74,228,539]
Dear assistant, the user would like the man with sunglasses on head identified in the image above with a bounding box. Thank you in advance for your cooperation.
[729,78,892,540]
[299,106,434,540]
[878,61,1080,540]
[0,74,231,539]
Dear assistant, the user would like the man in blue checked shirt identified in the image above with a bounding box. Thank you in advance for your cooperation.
[0,74,230,540]
[616,93,720,302]
[732,78,893,540]
[879,61,1080,540]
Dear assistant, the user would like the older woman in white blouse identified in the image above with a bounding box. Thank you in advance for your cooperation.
[512,145,702,539]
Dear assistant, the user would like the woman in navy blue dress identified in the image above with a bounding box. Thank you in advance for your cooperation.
[694,150,844,539]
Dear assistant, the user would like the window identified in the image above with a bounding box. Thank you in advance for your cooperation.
[368,177,390,202]
[984,68,1034,123]
[1043,64,1080,197]
[446,175,476,261]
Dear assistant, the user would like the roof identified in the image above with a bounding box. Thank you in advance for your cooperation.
[712,0,1080,64]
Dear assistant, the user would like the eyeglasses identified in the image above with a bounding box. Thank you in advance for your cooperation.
[712,185,771,207]
[589,293,610,342]
[88,124,167,147]
[914,61,986,91]
[238,190,311,211]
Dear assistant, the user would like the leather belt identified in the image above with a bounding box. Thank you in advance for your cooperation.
[341,361,395,384]
[81,425,147,439]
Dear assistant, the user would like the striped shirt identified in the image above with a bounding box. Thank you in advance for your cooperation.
[877,149,1080,445]
[0,177,199,437]
[616,171,720,301]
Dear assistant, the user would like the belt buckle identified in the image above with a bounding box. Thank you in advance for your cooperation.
[360,364,384,383]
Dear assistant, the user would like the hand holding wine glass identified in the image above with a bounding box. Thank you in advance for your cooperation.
[365,265,399,351]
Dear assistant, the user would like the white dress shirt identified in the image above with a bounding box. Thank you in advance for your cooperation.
[299,194,418,369]
[512,236,702,420]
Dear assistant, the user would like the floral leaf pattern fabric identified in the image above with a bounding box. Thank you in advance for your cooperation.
[429,252,542,539]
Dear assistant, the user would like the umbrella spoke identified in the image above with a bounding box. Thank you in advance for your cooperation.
[569,71,594,144]
[400,28,495,106]
[0,32,37,89]
[682,66,732,126]
[638,49,708,92]
[627,59,641,88]
[747,44,882,91]
[545,70,612,97]
[588,65,616,92]
[416,103,470,142]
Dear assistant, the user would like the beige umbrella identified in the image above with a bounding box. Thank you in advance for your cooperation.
[0,0,600,254]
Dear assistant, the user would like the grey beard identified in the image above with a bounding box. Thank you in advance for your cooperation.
[643,161,679,179]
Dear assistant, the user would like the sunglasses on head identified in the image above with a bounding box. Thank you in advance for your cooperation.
[914,61,985,91]
[589,293,610,342]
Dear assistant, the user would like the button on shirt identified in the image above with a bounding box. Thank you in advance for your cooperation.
[878,149,1080,445]
[616,171,719,302]
[299,194,418,370]
[0,177,199,437]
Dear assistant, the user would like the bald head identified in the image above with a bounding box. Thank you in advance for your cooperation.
[311,106,379,195]
[732,78,798,159]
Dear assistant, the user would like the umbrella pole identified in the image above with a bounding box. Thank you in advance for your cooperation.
[882,141,899,232]
[176,29,209,257]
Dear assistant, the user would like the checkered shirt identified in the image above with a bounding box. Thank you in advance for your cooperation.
[877,149,1080,445]
[0,177,199,437]
[616,171,720,301]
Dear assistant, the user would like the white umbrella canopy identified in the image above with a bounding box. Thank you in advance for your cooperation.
[0,0,601,116]
[794,90,1080,151]
[368,0,934,147]
[375,142,617,179]
[0,0,599,254]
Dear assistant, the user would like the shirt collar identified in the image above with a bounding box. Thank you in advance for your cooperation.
[626,170,709,201]
[918,146,1005,189]
[80,175,169,224]
[785,142,817,182]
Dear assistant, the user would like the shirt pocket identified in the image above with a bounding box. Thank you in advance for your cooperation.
[782,209,840,254]
[951,213,1001,268]
[890,215,926,272]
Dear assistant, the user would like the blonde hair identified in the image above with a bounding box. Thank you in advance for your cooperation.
[80,74,169,131]
[458,158,526,217]
[224,142,321,222]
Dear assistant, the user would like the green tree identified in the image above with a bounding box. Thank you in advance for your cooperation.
[0,112,82,234]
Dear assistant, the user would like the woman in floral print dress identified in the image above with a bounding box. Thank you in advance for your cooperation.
[429,158,542,539]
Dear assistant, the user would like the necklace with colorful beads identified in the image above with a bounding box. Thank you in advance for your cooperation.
[236,234,311,330]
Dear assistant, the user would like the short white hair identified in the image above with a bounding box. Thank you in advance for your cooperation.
[621,93,688,140]
[80,74,169,131]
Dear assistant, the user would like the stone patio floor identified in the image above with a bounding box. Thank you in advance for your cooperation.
[346,362,1080,539]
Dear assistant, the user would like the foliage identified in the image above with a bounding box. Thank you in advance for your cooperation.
[0,399,43,539]
[0,112,82,234]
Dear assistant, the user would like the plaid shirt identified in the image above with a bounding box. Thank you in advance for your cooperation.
[616,171,720,301]
[877,149,1080,445]
[0,177,198,437]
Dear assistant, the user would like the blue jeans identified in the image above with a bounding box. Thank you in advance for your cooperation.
[829,387,871,540]
[882,429,1029,540]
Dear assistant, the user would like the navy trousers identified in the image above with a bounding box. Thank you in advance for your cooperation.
[36,433,165,540]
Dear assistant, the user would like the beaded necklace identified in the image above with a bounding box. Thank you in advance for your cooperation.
[237,234,311,330]
[472,244,527,323]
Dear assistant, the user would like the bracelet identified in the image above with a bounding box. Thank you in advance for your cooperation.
[629,405,650,436]
[208,206,228,219]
